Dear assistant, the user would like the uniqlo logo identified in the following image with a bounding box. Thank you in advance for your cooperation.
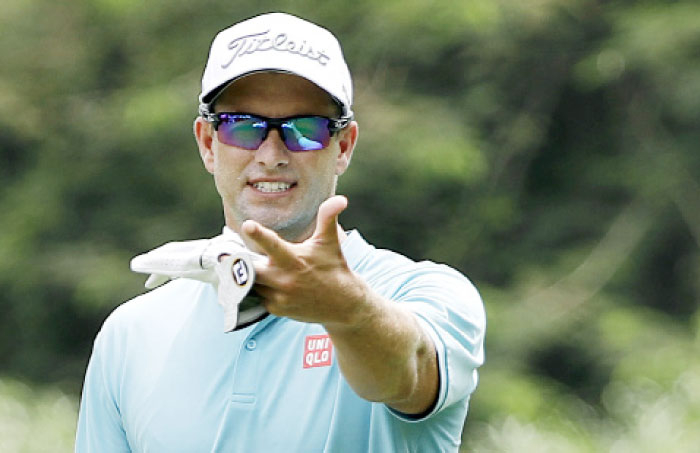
[303,334,333,369]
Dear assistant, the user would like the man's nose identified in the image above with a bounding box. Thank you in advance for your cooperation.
[254,129,289,168]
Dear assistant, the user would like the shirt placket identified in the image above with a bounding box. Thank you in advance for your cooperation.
[228,316,278,406]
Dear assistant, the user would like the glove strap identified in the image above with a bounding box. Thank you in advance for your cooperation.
[215,253,265,332]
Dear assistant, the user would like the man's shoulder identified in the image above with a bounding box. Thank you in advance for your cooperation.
[347,231,470,285]
[102,279,213,335]
[345,231,480,310]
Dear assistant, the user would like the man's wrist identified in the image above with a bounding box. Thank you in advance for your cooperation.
[323,271,377,333]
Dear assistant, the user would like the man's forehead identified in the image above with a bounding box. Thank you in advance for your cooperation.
[214,72,340,115]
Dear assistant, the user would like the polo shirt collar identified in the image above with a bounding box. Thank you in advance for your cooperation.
[341,229,374,271]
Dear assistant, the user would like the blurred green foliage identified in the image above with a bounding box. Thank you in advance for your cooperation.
[1,0,699,451]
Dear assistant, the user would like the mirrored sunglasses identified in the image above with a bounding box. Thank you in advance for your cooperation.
[203,112,351,152]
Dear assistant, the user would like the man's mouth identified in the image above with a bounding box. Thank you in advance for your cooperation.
[252,181,294,193]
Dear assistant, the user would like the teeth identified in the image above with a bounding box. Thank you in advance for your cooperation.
[253,181,292,193]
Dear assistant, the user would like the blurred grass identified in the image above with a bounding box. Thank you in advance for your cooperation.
[465,369,700,452]
[0,378,76,453]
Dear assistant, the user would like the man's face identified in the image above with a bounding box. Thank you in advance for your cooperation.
[195,72,357,242]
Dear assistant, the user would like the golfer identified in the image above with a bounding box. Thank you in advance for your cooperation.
[76,12,485,452]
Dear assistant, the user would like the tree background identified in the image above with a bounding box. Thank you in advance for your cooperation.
[1,0,699,451]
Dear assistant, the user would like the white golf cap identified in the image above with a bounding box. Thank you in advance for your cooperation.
[199,13,353,117]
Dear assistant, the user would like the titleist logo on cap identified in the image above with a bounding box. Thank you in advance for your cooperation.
[222,29,331,69]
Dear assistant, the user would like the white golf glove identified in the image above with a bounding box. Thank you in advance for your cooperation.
[130,231,268,332]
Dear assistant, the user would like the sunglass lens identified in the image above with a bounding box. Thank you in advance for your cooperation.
[282,117,331,151]
[218,115,265,150]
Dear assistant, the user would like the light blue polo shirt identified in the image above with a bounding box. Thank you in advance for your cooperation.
[75,230,485,452]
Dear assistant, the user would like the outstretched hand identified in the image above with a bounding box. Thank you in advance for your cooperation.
[240,195,368,327]
[243,195,440,415]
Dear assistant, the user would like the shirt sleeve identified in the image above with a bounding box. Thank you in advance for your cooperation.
[75,323,131,453]
[387,262,486,422]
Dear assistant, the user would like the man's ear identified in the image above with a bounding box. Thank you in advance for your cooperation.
[335,121,359,176]
[194,117,215,174]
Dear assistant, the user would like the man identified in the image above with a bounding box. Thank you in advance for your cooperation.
[76,12,485,452]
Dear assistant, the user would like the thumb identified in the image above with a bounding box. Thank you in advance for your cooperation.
[313,195,348,242]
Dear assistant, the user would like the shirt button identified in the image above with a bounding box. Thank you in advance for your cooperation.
[245,339,257,351]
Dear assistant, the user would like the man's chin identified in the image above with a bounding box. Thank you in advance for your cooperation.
[228,205,317,242]
[258,217,316,243]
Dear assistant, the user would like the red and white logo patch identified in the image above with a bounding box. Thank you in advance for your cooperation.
[303,334,333,369]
